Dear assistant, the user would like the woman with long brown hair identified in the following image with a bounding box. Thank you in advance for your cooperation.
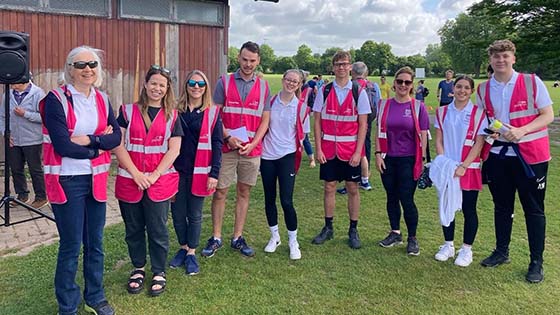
[375,66,429,256]
[113,65,183,296]
[169,70,223,274]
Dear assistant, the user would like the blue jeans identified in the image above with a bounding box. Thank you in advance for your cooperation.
[303,134,313,156]
[52,175,107,315]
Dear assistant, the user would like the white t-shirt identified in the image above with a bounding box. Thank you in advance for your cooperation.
[312,79,371,115]
[434,101,487,163]
[476,71,553,156]
[60,85,99,175]
[261,94,299,160]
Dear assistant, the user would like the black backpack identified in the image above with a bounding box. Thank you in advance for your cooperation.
[323,81,377,120]
[322,81,361,106]
[423,87,430,97]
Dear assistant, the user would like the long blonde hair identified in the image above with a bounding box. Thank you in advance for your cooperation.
[177,69,212,113]
[138,67,175,120]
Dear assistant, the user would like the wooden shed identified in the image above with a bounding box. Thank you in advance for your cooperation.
[0,0,230,106]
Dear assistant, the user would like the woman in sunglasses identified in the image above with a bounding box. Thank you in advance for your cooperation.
[169,70,223,274]
[113,65,183,296]
[432,76,486,267]
[375,66,429,256]
[260,69,309,260]
[42,46,121,315]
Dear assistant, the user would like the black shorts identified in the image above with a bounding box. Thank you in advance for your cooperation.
[319,157,361,182]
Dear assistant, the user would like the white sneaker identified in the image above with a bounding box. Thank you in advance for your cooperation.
[289,240,301,260]
[434,243,455,261]
[454,247,473,267]
[264,237,281,253]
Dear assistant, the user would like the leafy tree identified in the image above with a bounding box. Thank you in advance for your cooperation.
[425,44,452,76]
[293,44,314,70]
[227,46,239,73]
[272,56,297,73]
[355,41,395,76]
[259,44,276,74]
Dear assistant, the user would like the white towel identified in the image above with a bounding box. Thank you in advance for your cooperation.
[429,155,462,227]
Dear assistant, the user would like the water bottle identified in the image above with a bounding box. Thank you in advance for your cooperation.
[490,119,509,134]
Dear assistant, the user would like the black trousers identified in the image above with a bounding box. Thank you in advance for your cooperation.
[171,174,205,249]
[8,144,46,199]
[485,153,547,261]
[442,190,479,245]
[119,193,170,274]
[260,153,298,231]
[380,156,419,237]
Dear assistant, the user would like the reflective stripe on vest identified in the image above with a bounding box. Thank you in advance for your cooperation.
[192,105,219,197]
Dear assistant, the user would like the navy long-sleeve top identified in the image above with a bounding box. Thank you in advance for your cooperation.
[173,105,223,179]
[43,91,121,159]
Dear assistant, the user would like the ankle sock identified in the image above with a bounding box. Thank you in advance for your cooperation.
[288,229,298,243]
[361,177,369,184]
[269,225,280,239]
[325,217,333,229]
[445,241,454,247]
[350,220,358,229]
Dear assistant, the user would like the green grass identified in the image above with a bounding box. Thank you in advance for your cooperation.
[1,75,559,314]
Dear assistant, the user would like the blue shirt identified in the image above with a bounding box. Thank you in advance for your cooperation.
[438,80,454,104]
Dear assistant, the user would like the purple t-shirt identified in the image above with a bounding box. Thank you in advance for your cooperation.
[386,99,429,157]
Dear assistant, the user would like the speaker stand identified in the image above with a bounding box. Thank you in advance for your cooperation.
[1,83,54,226]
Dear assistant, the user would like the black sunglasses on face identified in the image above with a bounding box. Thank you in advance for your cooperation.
[150,64,171,75]
[69,60,98,69]
[395,79,413,86]
[187,79,206,88]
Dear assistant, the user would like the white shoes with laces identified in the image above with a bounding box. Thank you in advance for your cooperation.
[434,243,455,261]
[264,236,281,253]
[289,240,301,260]
[454,247,473,267]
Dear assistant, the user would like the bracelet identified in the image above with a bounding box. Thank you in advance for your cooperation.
[374,151,382,155]
[223,135,231,142]
[458,164,467,170]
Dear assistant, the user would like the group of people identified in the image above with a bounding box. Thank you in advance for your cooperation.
[4,38,548,315]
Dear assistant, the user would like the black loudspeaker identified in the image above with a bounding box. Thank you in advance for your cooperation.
[0,31,29,84]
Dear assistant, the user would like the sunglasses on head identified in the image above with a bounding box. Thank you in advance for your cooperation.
[150,64,171,76]
[395,79,413,86]
[69,60,98,69]
[187,79,206,88]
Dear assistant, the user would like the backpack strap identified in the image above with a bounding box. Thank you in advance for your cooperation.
[322,82,333,102]
[351,81,361,105]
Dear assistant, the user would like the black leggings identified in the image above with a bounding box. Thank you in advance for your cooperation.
[260,153,298,231]
[442,190,479,245]
[380,156,418,237]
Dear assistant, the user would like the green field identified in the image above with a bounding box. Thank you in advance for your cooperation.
[0,75,559,314]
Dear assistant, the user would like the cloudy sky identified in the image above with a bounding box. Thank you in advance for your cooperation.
[229,0,481,57]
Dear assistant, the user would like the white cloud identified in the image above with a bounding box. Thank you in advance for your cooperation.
[229,0,482,57]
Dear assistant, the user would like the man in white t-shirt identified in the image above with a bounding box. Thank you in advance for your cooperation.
[311,51,371,249]
[476,39,554,283]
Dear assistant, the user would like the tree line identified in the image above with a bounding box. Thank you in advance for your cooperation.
[228,0,559,79]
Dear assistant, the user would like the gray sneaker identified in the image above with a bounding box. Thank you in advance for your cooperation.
[379,231,403,248]
[407,237,420,256]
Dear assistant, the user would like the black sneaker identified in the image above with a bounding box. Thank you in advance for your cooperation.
[480,250,510,267]
[348,228,361,249]
[312,226,333,245]
[84,301,115,315]
[525,260,544,283]
[379,231,403,248]
[407,237,420,256]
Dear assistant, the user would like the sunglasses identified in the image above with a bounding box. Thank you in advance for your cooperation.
[150,64,171,76]
[395,79,413,86]
[69,60,98,69]
[187,79,206,88]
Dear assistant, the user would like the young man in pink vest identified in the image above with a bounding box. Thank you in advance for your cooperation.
[201,41,271,258]
[476,40,554,283]
[312,51,370,249]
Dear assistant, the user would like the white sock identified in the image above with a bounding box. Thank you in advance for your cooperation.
[361,177,369,184]
[445,241,454,247]
[287,229,298,243]
[269,225,280,239]
[462,244,472,251]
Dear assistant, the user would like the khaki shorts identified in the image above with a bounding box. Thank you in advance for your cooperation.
[217,151,261,189]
